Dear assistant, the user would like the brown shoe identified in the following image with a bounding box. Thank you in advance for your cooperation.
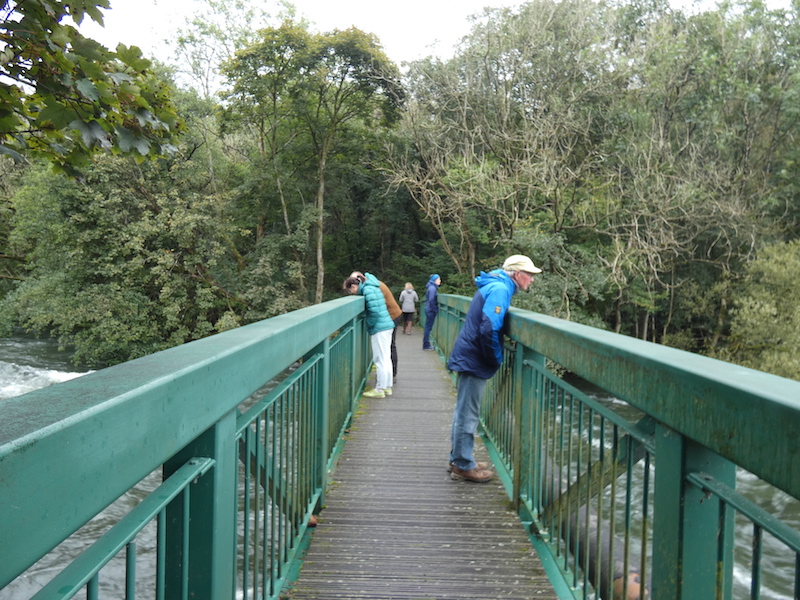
[447,461,488,473]
[450,464,494,483]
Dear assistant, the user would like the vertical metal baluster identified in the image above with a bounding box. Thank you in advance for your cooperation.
[532,367,542,516]
[88,574,99,600]
[305,370,312,519]
[609,425,619,600]
[255,416,263,598]
[752,524,763,600]
[302,368,309,513]
[641,452,651,600]
[717,500,729,600]
[596,415,606,600]
[556,386,565,563]
[157,510,166,600]
[505,356,513,457]
[583,406,594,600]
[548,380,559,556]
[290,382,298,545]
[284,383,290,579]
[575,399,592,598]
[242,428,251,600]
[310,360,316,509]
[555,385,566,563]
[275,393,286,593]
[181,487,190,600]
[622,434,633,600]
[126,541,136,599]
[570,392,580,590]
[266,403,275,598]
[269,406,276,596]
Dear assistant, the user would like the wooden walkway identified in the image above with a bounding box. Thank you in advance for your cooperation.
[288,328,558,600]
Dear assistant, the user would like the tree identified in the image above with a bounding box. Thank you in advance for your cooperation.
[0,0,182,175]
[389,0,621,278]
[172,0,285,97]
[0,159,25,331]
[299,27,404,303]
[596,0,798,344]
[3,153,251,366]
[723,240,800,380]
[221,23,404,303]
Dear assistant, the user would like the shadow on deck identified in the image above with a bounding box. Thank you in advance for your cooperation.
[287,327,558,599]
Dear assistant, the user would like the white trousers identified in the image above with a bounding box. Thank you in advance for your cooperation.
[371,329,394,391]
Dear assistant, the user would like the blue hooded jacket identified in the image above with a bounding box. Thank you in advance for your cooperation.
[425,278,439,315]
[359,273,396,335]
[447,269,517,379]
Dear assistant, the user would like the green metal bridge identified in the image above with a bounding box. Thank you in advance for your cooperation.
[2,294,800,599]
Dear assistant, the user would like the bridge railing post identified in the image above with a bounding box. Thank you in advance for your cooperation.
[163,410,238,600]
[653,423,736,599]
[517,346,546,519]
[311,336,332,509]
[349,317,359,412]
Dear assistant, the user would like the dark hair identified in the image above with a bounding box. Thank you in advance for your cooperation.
[343,276,361,291]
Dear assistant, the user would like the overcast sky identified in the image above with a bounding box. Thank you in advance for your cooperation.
[78,0,791,77]
[78,0,529,67]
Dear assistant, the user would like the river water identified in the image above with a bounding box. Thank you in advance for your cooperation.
[0,334,163,599]
[0,334,89,400]
[1,335,797,598]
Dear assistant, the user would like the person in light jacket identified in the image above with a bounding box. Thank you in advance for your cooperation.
[398,282,419,335]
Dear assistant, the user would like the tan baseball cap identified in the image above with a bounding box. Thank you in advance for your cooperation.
[502,254,542,274]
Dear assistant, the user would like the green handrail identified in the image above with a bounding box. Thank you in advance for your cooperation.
[0,296,370,599]
[433,293,800,600]
[4,294,800,599]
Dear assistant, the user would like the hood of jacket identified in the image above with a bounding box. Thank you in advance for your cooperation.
[475,269,516,295]
[446,269,516,378]
[361,272,382,291]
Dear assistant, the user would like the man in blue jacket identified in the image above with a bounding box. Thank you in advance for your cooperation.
[447,255,541,483]
[422,274,441,351]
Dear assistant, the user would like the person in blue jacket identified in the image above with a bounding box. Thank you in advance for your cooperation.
[447,255,541,483]
[422,274,441,350]
[344,273,395,398]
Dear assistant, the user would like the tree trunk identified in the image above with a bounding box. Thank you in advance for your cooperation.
[709,296,728,350]
[314,150,328,304]
[276,175,306,296]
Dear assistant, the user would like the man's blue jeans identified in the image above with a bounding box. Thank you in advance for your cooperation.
[422,310,437,349]
[449,372,488,470]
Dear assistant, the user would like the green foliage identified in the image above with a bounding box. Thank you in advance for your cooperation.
[0,158,26,305]
[723,241,800,380]
[3,157,249,366]
[0,0,182,175]
[392,0,799,350]
[503,229,610,330]
[220,21,405,303]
